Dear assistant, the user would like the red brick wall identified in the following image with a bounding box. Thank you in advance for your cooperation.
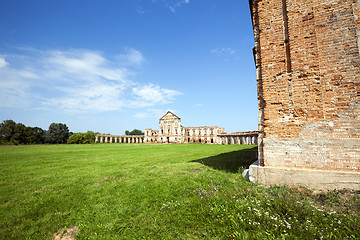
[251,0,360,172]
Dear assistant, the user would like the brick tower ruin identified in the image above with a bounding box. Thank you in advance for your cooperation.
[249,0,360,189]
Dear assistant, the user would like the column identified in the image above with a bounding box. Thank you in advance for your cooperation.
[105,136,108,143]
[224,137,228,145]
[100,136,103,143]
[110,136,113,143]
[230,137,235,145]
[95,136,99,143]
[237,137,241,145]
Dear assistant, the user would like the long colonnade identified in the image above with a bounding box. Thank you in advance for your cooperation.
[95,131,259,145]
[95,135,145,144]
[218,131,259,145]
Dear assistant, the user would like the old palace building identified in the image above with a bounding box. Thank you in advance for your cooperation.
[95,111,258,145]
[145,111,225,144]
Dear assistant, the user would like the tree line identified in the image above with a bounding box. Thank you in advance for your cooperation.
[0,119,144,145]
[0,120,98,145]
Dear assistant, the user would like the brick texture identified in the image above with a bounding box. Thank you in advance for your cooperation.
[250,0,360,172]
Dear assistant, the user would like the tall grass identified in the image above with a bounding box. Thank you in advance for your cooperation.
[0,144,358,239]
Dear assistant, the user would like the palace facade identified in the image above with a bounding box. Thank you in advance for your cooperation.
[144,111,225,144]
[95,111,258,145]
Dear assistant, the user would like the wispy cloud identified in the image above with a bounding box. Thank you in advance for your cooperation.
[210,47,238,61]
[0,57,8,68]
[117,48,144,65]
[0,48,181,113]
[195,103,204,107]
[153,0,190,13]
[134,108,166,119]
[211,48,236,55]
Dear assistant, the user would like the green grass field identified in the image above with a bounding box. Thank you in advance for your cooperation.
[0,144,359,239]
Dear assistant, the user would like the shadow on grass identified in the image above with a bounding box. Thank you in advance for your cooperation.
[190,146,258,173]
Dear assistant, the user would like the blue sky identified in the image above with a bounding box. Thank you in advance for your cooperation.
[0,0,257,134]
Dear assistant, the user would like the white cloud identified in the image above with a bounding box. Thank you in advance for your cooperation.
[134,112,149,118]
[211,48,238,61]
[195,103,204,107]
[0,48,181,112]
[134,108,175,119]
[132,84,182,107]
[211,48,236,55]
[154,0,190,13]
[0,58,34,108]
[117,48,144,66]
[0,77,31,108]
[127,48,144,65]
[44,82,128,112]
[0,57,8,68]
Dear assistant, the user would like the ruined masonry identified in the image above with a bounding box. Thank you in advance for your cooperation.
[145,111,225,144]
[145,111,258,144]
[249,0,360,189]
[95,111,258,145]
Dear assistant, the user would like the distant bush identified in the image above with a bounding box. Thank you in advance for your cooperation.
[125,129,144,135]
[67,131,97,144]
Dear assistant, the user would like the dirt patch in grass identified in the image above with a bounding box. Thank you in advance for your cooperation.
[189,168,202,172]
[96,176,118,186]
[53,226,79,240]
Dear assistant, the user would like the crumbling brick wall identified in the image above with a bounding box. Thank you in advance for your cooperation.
[250,0,360,172]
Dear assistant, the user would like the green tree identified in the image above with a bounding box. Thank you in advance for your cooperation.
[0,120,16,144]
[46,123,70,144]
[0,120,27,145]
[11,123,25,145]
[24,127,46,144]
[125,129,144,135]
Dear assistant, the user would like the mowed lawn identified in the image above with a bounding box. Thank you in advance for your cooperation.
[0,144,359,239]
